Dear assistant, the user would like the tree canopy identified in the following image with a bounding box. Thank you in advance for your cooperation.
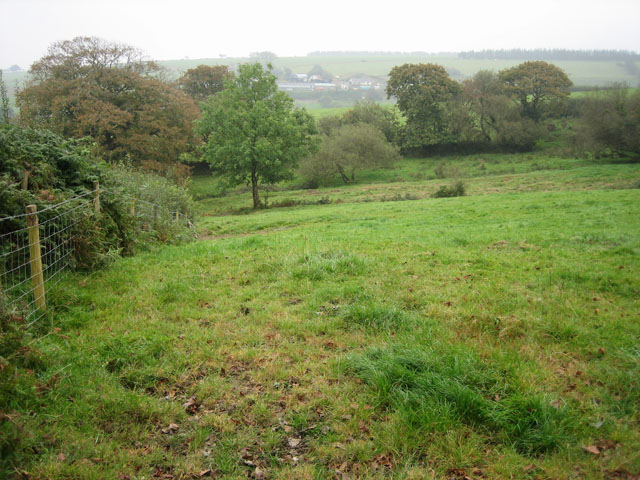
[576,85,640,157]
[499,61,573,121]
[386,63,461,147]
[197,63,317,209]
[176,65,232,103]
[17,37,199,181]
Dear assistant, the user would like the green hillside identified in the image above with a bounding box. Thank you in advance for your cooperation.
[5,152,640,479]
[162,54,640,87]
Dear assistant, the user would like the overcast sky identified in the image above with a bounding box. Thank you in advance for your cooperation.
[2,0,639,69]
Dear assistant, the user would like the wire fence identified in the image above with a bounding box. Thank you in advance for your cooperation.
[0,187,192,326]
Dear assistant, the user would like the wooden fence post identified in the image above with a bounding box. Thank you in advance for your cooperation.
[26,205,46,311]
[93,181,100,213]
[129,199,135,217]
[174,212,179,221]
[22,170,29,190]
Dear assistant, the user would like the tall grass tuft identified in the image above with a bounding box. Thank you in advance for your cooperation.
[341,303,417,331]
[344,344,573,455]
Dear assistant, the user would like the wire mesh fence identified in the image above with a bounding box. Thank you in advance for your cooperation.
[0,187,193,326]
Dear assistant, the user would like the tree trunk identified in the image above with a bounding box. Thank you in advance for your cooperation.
[251,168,260,209]
[336,164,350,184]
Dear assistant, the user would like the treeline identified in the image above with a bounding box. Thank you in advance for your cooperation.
[458,49,640,61]
[307,51,451,57]
[5,37,237,185]
[299,61,640,187]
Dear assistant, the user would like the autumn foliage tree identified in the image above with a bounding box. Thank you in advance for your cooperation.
[499,61,573,121]
[18,37,199,181]
[176,65,232,103]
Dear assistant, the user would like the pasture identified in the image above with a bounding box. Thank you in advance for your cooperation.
[162,54,640,87]
[4,153,640,479]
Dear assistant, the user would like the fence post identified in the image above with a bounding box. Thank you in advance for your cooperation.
[26,205,46,311]
[174,212,179,221]
[22,170,29,190]
[93,181,100,213]
[153,205,158,221]
[129,198,135,217]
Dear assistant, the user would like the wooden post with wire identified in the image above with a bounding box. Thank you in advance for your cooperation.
[129,198,135,217]
[26,205,46,311]
[93,181,100,213]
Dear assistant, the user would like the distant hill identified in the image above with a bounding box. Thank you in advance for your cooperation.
[160,53,640,88]
[5,52,639,110]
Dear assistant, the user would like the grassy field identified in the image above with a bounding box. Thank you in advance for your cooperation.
[3,153,640,479]
[190,154,640,215]
[160,55,640,87]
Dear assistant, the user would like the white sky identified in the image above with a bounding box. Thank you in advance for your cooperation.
[1,0,639,69]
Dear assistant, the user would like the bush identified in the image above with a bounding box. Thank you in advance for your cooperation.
[300,124,400,185]
[0,124,196,269]
[340,100,402,146]
[574,86,640,158]
[432,181,466,198]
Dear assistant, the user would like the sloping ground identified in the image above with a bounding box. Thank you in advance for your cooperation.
[4,188,640,479]
[194,160,640,217]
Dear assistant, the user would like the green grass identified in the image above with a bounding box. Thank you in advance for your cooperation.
[3,153,640,479]
[190,153,640,216]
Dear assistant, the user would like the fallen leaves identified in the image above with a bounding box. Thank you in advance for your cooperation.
[182,396,200,415]
[583,445,600,455]
[161,423,179,434]
[287,437,302,449]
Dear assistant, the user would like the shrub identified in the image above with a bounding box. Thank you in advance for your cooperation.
[300,124,400,185]
[0,124,196,269]
[574,86,640,158]
[432,181,466,198]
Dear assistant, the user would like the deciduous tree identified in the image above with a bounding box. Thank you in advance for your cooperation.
[177,65,232,103]
[575,85,640,157]
[0,70,11,123]
[17,37,199,181]
[300,123,400,184]
[340,100,401,145]
[197,63,317,209]
[386,63,461,147]
[499,61,572,121]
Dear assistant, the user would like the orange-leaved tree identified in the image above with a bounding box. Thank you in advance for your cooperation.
[18,37,199,182]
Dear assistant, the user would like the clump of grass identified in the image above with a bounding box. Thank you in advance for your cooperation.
[344,344,573,455]
[292,251,366,280]
[341,304,417,331]
[432,181,466,198]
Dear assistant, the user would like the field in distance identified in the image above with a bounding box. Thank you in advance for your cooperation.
[161,54,640,87]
